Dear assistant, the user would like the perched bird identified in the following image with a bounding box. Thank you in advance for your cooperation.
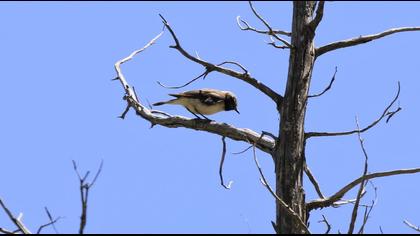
[153,88,240,120]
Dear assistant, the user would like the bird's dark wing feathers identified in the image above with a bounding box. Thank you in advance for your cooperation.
[169,89,224,105]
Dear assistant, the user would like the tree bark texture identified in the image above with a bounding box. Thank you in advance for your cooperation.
[274,1,316,234]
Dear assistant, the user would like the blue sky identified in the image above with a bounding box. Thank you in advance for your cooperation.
[1,1,420,234]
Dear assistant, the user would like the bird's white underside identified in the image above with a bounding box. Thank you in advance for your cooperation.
[168,98,225,115]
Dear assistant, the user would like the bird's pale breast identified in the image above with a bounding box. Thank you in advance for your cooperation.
[173,98,225,115]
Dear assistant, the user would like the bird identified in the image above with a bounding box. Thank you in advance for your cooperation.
[153,88,240,120]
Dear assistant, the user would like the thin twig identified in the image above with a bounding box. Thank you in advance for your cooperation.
[404,220,420,232]
[157,69,212,89]
[38,207,60,234]
[72,160,104,234]
[379,226,384,234]
[0,228,14,234]
[316,27,420,57]
[232,145,253,155]
[36,208,61,234]
[217,61,248,75]
[348,116,369,234]
[318,214,331,234]
[232,131,276,155]
[357,181,378,234]
[304,164,325,199]
[308,66,337,98]
[219,137,233,189]
[306,81,401,139]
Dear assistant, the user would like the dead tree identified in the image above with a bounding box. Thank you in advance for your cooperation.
[114,1,420,234]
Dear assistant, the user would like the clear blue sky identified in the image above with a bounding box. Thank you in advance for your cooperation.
[1,2,420,234]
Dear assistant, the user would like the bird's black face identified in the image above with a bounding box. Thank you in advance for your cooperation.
[224,94,240,114]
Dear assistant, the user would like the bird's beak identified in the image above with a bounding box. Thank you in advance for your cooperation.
[234,108,240,114]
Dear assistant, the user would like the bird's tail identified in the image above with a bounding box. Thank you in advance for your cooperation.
[153,99,177,106]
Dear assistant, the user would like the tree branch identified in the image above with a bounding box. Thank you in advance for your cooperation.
[0,198,31,234]
[158,14,284,105]
[157,69,211,90]
[219,137,233,189]
[0,228,14,234]
[307,167,420,211]
[36,215,61,234]
[318,215,331,234]
[308,66,337,98]
[304,164,325,199]
[316,27,420,57]
[306,81,401,139]
[403,220,420,232]
[348,117,369,234]
[358,181,378,234]
[114,29,276,154]
[36,207,61,234]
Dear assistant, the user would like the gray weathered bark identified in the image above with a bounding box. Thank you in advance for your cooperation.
[274,1,316,234]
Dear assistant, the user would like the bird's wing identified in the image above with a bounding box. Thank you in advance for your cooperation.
[169,89,225,105]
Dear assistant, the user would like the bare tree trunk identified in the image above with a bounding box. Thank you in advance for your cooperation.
[274,1,316,234]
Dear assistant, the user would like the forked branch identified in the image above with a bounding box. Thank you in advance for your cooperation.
[72,160,103,234]
[316,27,420,57]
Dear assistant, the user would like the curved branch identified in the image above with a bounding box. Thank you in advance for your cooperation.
[404,220,420,232]
[219,137,233,189]
[318,215,331,234]
[316,27,420,57]
[305,81,401,139]
[308,66,337,98]
[157,69,211,89]
[158,14,283,105]
[304,164,325,199]
[307,167,420,211]
[0,228,14,234]
[114,30,275,154]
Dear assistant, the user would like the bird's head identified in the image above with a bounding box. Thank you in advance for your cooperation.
[224,92,240,114]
